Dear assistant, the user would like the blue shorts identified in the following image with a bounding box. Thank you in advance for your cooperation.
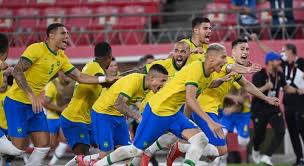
[192,112,226,146]
[0,129,4,137]
[4,97,49,138]
[91,110,130,152]
[0,127,8,136]
[60,116,95,149]
[220,111,251,138]
[47,119,61,134]
[134,104,198,150]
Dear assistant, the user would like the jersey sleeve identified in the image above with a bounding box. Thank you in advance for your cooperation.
[45,82,56,100]
[185,62,203,87]
[20,43,41,64]
[61,54,75,75]
[222,57,242,81]
[119,76,139,100]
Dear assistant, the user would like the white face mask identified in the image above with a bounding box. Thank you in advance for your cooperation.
[280,52,287,61]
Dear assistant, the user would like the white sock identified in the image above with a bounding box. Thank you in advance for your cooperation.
[178,142,190,153]
[65,156,77,166]
[84,153,99,163]
[201,144,219,157]
[0,135,24,156]
[146,133,177,156]
[183,132,208,166]
[22,153,29,164]
[25,147,50,166]
[219,154,228,166]
[94,145,142,166]
[130,157,141,166]
[48,142,68,165]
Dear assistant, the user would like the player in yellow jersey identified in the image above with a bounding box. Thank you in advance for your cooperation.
[42,71,74,166]
[90,43,230,166]
[3,24,119,166]
[181,17,211,64]
[77,64,168,166]
[166,39,280,166]
[107,57,120,76]
[61,42,114,166]
[0,33,24,157]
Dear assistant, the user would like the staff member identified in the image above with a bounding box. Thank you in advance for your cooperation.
[251,52,303,166]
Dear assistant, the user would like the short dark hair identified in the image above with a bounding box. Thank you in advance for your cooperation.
[148,64,168,75]
[192,17,210,29]
[285,43,297,55]
[112,57,116,61]
[95,42,112,58]
[138,54,155,66]
[232,38,248,48]
[0,33,9,54]
[46,23,65,37]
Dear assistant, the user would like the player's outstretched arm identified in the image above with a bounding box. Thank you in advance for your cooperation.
[237,77,280,106]
[229,63,262,74]
[250,33,275,54]
[67,68,120,84]
[12,58,42,113]
[114,94,141,122]
[186,85,224,138]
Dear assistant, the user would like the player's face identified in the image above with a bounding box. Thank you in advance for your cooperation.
[197,22,212,44]
[150,73,168,93]
[146,58,155,64]
[210,50,227,72]
[172,43,190,69]
[53,27,69,50]
[232,42,249,65]
[58,71,72,85]
[107,60,119,76]
[0,50,8,62]
[272,59,282,70]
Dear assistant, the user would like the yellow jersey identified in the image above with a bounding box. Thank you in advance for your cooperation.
[93,73,147,116]
[231,82,251,113]
[197,57,242,115]
[62,61,105,124]
[181,38,208,64]
[0,71,9,129]
[7,42,75,104]
[44,81,60,119]
[149,61,213,116]
[144,58,180,78]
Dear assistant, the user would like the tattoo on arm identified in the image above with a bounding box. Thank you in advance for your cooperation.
[114,94,141,120]
[12,58,34,95]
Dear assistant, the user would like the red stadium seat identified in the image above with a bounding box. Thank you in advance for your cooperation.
[16,8,40,31]
[0,9,14,32]
[256,1,272,24]
[39,8,66,30]
[55,0,81,7]
[213,0,230,3]
[90,6,119,30]
[1,0,28,8]
[206,3,236,26]
[293,0,304,23]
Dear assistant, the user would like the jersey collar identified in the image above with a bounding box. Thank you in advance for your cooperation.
[45,42,58,56]
[202,62,210,77]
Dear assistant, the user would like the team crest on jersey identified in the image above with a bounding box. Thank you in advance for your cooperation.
[103,141,109,148]
[79,134,85,139]
[17,127,22,134]
[143,141,148,148]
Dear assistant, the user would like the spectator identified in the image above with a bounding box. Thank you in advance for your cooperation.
[138,54,155,68]
[251,52,302,166]
[230,0,258,26]
[251,34,304,165]
[270,0,295,26]
[107,57,120,76]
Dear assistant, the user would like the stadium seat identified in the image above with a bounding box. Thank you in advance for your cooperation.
[2,0,28,8]
[206,3,237,26]
[256,1,272,24]
[39,8,66,30]
[55,0,81,7]
[213,0,230,3]
[16,8,40,31]
[90,6,119,30]
[293,0,304,23]
[0,8,14,32]
[28,0,56,7]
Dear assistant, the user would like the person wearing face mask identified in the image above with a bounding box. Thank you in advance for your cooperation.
[251,33,304,166]
[251,52,304,166]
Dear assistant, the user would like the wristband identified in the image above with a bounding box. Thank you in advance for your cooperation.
[98,76,106,83]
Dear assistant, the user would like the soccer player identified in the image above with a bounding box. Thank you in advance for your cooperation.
[89,43,229,166]
[61,42,114,166]
[42,71,75,166]
[77,64,168,165]
[3,23,118,166]
[181,17,211,63]
[0,33,24,157]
